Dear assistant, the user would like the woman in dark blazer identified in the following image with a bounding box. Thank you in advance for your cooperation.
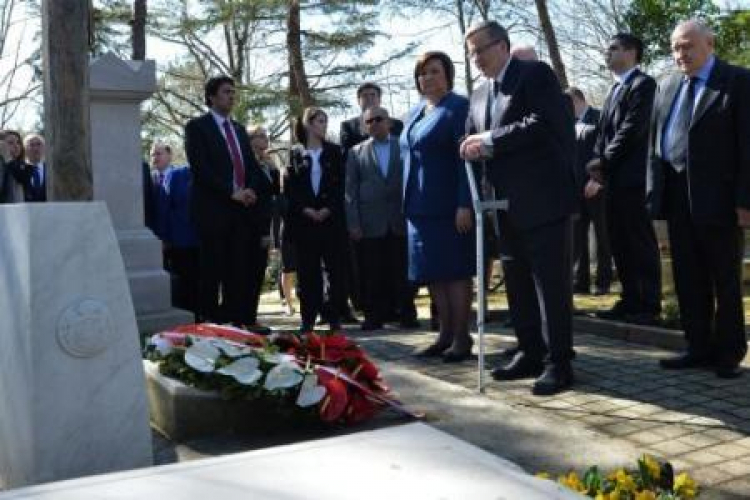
[284,107,347,331]
[401,51,475,362]
[1,130,30,203]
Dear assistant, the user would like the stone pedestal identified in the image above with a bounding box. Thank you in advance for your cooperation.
[89,53,191,333]
[0,203,152,488]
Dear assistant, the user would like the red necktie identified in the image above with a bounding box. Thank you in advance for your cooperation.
[223,120,245,188]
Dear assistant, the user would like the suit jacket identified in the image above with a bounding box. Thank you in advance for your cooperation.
[647,58,750,224]
[155,166,198,248]
[574,123,598,194]
[345,136,405,238]
[594,68,656,189]
[22,162,46,202]
[466,59,576,230]
[254,161,281,237]
[1,159,30,204]
[340,115,404,159]
[284,141,346,241]
[184,112,264,229]
[579,107,601,126]
[401,91,471,217]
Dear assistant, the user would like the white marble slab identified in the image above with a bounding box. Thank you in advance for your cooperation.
[0,423,583,499]
[0,203,152,488]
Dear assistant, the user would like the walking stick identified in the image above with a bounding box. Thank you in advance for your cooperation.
[464,161,507,393]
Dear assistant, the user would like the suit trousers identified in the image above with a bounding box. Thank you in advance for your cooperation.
[196,209,256,325]
[573,191,612,291]
[248,239,270,325]
[164,245,199,316]
[295,225,346,329]
[498,214,574,365]
[664,167,747,365]
[359,231,415,324]
[606,186,662,314]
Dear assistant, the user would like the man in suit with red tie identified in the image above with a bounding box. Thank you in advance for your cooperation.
[586,33,662,326]
[185,76,265,327]
[648,20,750,378]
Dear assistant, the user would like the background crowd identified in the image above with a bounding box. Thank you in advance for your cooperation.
[1,17,747,397]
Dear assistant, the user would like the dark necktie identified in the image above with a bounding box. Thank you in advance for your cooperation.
[484,80,499,131]
[223,120,245,188]
[667,77,698,172]
[31,165,41,190]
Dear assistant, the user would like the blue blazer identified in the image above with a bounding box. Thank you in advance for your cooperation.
[400,91,471,218]
[155,166,198,248]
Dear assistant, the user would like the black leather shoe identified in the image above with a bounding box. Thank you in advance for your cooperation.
[399,318,421,329]
[491,353,544,381]
[498,345,520,358]
[442,349,472,363]
[341,314,360,324]
[413,343,450,358]
[592,287,610,296]
[360,321,383,331]
[715,364,743,379]
[625,312,660,326]
[659,353,713,370]
[595,300,634,320]
[532,364,574,396]
[573,285,590,295]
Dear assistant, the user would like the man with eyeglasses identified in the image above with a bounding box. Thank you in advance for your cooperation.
[460,20,577,396]
[585,33,661,327]
[345,106,415,331]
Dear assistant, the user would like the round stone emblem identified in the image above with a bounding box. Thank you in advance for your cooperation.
[57,299,115,358]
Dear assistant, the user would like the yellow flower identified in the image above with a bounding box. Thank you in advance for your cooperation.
[606,489,622,500]
[642,454,661,480]
[558,471,586,492]
[535,471,551,480]
[674,472,698,498]
[615,470,637,492]
[595,494,607,500]
[635,491,657,500]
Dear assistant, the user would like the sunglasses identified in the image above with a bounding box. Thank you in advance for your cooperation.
[365,116,386,125]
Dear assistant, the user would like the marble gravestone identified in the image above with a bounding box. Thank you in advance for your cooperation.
[0,203,152,488]
[89,53,191,333]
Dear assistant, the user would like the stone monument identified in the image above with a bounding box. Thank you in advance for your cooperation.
[89,53,192,333]
[0,203,153,488]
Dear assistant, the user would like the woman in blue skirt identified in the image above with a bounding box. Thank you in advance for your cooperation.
[401,51,475,362]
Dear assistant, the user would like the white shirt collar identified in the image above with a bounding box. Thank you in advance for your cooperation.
[489,56,513,88]
[210,109,231,130]
[615,66,638,84]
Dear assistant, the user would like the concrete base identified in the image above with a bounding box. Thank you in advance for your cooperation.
[0,423,582,499]
[144,361,309,441]
[118,229,192,334]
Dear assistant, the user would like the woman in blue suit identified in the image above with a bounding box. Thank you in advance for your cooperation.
[401,51,475,362]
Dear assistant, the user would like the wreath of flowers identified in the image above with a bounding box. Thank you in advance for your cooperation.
[144,323,415,425]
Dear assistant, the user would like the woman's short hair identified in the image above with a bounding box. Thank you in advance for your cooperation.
[293,106,327,144]
[413,51,455,94]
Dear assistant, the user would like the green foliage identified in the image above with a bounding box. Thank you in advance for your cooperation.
[623,0,720,65]
[715,9,750,67]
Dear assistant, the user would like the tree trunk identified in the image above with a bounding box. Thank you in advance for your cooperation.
[131,0,147,60]
[42,0,92,200]
[287,0,313,120]
[534,0,568,88]
[456,0,474,95]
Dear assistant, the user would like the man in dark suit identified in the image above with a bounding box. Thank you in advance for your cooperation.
[184,76,266,326]
[22,134,46,202]
[336,82,407,325]
[345,106,416,331]
[586,33,661,325]
[648,20,750,378]
[565,88,612,296]
[460,21,577,396]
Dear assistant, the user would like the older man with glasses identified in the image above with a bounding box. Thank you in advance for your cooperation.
[345,106,415,331]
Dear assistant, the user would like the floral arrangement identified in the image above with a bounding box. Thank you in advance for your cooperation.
[144,323,414,425]
[538,454,698,499]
